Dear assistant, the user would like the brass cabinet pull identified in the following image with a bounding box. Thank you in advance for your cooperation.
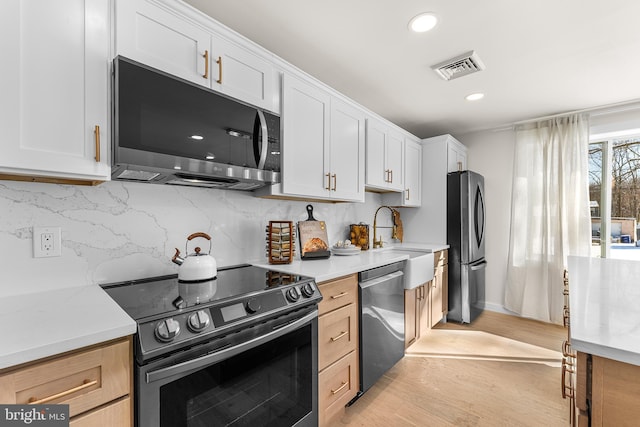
[216,56,222,84]
[330,331,348,342]
[332,174,337,191]
[561,358,575,399]
[331,291,348,299]
[94,125,100,162]
[203,50,209,79]
[331,381,348,395]
[325,173,331,190]
[29,379,98,404]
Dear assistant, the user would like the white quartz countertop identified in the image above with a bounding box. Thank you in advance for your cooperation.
[0,285,136,370]
[252,242,448,283]
[568,256,640,366]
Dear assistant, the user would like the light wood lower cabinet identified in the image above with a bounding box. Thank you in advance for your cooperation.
[576,351,640,426]
[0,337,133,426]
[405,250,448,348]
[318,274,359,426]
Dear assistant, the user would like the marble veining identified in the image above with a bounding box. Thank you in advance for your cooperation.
[0,180,388,297]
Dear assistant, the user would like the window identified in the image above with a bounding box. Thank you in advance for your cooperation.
[589,136,640,259]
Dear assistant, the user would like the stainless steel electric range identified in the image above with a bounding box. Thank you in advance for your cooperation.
[101,264,321,427]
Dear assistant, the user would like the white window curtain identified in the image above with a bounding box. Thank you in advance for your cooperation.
[505,114,591,324]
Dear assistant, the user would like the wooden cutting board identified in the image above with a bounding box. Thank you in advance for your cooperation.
[298,205,331,259]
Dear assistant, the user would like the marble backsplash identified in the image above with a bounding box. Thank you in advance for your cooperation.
[0,180,390,297]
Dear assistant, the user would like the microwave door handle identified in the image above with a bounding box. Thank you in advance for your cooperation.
[255,110,268,169]
[145,309,317,384]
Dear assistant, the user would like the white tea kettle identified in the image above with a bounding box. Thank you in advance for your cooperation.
[172,232,217,282]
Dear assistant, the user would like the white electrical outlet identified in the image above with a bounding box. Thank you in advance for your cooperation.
[33,227,62,258]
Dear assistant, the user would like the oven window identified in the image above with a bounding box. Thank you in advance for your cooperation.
[160,324,312,427]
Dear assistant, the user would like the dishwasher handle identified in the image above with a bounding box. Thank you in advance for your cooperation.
[359,270,404,290]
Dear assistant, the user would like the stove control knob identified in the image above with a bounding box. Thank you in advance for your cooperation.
[155,318,180,342]
[286,288,300,303]
[188,310,211,333]
[246,298,261,314]
[301,283,315,298]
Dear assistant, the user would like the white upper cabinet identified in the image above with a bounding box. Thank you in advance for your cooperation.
[276,74,365,202]
[382,136,422,207]
[365,118,404,192]
[115,0,277,112]
[0,0,111,183]
[447,138,467,172]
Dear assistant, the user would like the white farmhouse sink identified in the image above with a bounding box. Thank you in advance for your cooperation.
[383,248,435,289]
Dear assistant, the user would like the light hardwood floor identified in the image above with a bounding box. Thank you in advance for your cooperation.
[338,311,569,427]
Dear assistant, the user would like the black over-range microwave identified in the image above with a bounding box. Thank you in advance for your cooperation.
[112,56,280,190]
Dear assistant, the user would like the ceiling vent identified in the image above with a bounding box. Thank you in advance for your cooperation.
[431,50,485,81]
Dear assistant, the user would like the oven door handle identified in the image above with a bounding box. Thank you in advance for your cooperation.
[145,309,317,384]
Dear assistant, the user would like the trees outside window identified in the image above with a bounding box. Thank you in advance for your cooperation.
[589,137,640,258]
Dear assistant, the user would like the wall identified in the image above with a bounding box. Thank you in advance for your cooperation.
[0,180,384,298]
[459,128,516,314]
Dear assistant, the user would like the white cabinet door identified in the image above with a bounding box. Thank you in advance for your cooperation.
[0,0,111,182]
[447,141,467,172]
[211,36,275,112]
[365,118,404,191]
[365,119,387,188]
[403,138,422,206]
[329,98,365,202]
[281,74,330,199]
[115,0,278,112]
[115,0,210,87]
[386,130,405,191]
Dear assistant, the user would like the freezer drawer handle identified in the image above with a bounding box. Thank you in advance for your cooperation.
[470,260,487,271]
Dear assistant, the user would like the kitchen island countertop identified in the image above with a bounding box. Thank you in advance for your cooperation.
[252,242,448,283]
[568,256,640,366]
[0,285,136,370]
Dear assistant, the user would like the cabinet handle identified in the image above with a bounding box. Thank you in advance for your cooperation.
[330,331,348,342]
[332,174,337,191]
[405,188,410,201]
[29,379,98,404]
[216,56,223,84]
[331,381,348,395]
[94,125,100,162]
[325,173,331,190]
[384,169,390,183]
[331,291,348,299]
[561,357,575,399]
[203,50,209,79]
[390,169,393,183]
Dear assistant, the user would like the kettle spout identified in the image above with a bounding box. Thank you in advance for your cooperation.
[172,248,184,265]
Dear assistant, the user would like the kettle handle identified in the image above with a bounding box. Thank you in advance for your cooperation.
[185,232,212,255]
[187,232,211,241]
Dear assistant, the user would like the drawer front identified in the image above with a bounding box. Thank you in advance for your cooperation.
[434,249,448,268]
[0,338,131,418]
[318,274,357,316]
[318,303,358,370]
[69,396,131,427]
[318,350,358,427]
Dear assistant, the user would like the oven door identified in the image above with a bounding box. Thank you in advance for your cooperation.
[137,309,318,427]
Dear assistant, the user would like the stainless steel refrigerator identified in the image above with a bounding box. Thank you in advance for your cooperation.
[447,170,487,323]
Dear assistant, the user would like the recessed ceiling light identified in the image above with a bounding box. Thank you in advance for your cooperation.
[190,135,204,140]
[408,13,438,33]
[465,93,485,101]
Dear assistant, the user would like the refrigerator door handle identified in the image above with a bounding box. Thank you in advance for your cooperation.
[470,260,488,271]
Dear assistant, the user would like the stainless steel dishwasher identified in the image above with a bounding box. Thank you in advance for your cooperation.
[358,261,405,394]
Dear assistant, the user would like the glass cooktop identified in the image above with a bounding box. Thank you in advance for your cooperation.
[101,264,307,321]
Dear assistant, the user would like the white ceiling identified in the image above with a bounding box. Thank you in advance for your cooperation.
[183,0,640,139]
